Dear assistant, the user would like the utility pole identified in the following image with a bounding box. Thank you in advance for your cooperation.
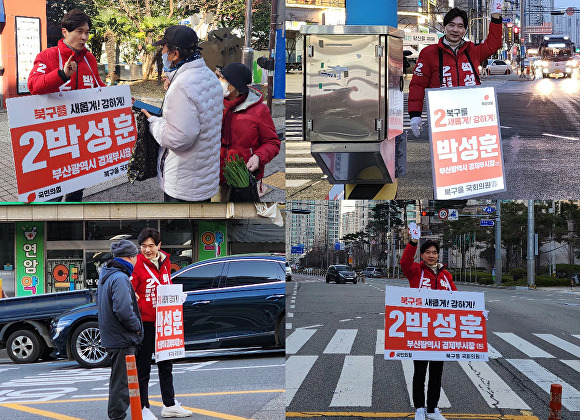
[495,200,502,285]
[242,0,254,69]
[520,0,525,74]
[527,200,535,287]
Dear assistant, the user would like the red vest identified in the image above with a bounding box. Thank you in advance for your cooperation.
[130,252,172,323]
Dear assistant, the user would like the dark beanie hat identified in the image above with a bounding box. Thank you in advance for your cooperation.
[110,239,138,258]
[221,62,252,93]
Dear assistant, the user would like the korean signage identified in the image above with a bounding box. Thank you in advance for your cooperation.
[198,221,227,261]
[15,17,41,94]
[155,284,185,362]
[403,32,439,45]
[47,259,84,292]
[6,85,137,202]
[15,222,44,296]
[384,286,488,361]
[426,86,506,199]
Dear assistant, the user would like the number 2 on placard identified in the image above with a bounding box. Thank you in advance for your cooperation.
[433,109,446,128]
[388,310,405,337]
[20,132,47,174]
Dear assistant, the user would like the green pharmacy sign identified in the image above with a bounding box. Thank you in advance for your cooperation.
[15,222,44,296]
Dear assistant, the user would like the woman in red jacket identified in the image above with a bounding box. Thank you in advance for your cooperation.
[408,6,503,137]
[131,227,192,419]
[215,62,281,201]
[400,223,456,420]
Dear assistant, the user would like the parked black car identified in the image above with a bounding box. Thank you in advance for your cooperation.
[326,265,357,284]
[49,254,286,368]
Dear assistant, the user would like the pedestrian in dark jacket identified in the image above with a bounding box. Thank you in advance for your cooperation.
[27,9,106,202]
[97,239,143,420]
[408,5,503,137]
[215,62,281,201]
[400,223,457,420]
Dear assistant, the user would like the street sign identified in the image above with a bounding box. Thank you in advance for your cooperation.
[371,239,377,245]
[448,209,459,221]
[334,242,341,250]
[291,245,304,254]
[482,206,496,214]
[438,209,449,220]
[566,7,575,16]
[480,220,495,227]
[502,17,512,23]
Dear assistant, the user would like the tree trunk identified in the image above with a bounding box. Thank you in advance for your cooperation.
[105,30,117,84]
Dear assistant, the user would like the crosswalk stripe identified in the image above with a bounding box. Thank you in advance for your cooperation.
[493,332,554,358]
[286,355,318,405]
[401,360,451,408]
[286,179,311,188]
[457,361,530,409]
[324,329,358,354]
[506,358,580,411]
[573,334,580,340]
[286,157,317,163]
[561,359,580,373]
[285,141,310,148]
[534,333,580,357]
[286,149,310,155]
[287,167,323,174]
[287,329,317,355]
[487,343,502,359]
[330,356,374,407]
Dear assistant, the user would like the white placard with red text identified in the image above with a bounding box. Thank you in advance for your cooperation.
[155,284,185,362]
[6,85,137,202]
[426,86,506,199]
[384,286,488,361]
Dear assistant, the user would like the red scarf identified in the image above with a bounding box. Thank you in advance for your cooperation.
[221,94,248,146]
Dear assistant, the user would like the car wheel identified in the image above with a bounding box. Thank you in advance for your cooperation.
[275,314,285,347]
[353,278,357,284]
[7,329,45,363]
[70,321,110,368]
[505,69,510,75]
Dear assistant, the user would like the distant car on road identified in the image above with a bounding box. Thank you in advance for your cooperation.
[326,265,357,284]
[50,254,286,368]
[285,261,292,281]
[362,266,385,278]
[485,59,512,75]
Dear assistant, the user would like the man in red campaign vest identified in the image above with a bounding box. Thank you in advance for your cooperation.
[408,2,503,138]
[131,227,192,420]
[27,9,105,202]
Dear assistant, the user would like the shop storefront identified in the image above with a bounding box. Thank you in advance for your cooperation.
[0,218,285,297]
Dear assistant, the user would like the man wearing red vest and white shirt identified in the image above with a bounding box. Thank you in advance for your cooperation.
[27,9,105,202]
[131,227,192,419]
[408,2,503,138]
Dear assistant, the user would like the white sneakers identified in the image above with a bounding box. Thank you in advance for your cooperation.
[415,407,426,420]
[426,408,447,420]
[161,400,193,418]
[142,407,158,420]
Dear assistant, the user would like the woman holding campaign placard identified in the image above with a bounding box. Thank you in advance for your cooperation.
[400,222,457,420]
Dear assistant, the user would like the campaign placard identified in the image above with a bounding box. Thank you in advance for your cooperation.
[6,85,137,202]
[155,284,185,362]
[384,285,488,361]
[426,86,506,199]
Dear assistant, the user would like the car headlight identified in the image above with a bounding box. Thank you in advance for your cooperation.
[53,318,73,337]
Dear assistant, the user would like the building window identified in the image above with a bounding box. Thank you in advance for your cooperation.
[47,222,83,241]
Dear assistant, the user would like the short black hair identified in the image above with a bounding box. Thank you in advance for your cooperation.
[138,227,161,246]
[420,240,440,255]
[166,44,196,61]
[61,9,92,31]
[443,7,468,28]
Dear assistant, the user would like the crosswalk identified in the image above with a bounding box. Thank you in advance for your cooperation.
[286,327,580,412]
[284,117,323,189]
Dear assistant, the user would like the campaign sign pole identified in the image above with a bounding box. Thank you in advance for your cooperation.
[6,85,137,202]
[426,86,506,199]
[384,285,488,361]
[155,284,185,362]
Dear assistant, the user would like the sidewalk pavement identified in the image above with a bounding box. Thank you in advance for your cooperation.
[0,95,285,203]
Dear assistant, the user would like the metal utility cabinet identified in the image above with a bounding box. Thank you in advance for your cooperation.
[301,25,404,184]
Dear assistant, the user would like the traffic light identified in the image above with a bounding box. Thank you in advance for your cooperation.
[513,26,520,44]
[421,211,435,216]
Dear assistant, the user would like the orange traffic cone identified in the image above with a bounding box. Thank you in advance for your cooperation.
[126,354,143,420]
[548,383,562,420]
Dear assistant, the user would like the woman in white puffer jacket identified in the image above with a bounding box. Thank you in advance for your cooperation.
[143,25,223,202]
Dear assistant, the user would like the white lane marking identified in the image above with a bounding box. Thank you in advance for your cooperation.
[487,343,502,359]
[542,133,580,141]
[286,157,317,163]
[401,360,451,408]
[493,332,554,358]
[573,334,580,340]
[458,361,530,409]
[287,167,323,174]
[376,330,384,355]
[73,394,110,398]
[561,359,580,374]
[506,359,580,411]
[339,319,353,323]
[286,323,293,330]
[286,328,316,354]
[330,356,374,407]
[534,334,580,357]
[323,329,358,354]
[290,305,295,309]
[195,364,285,371]
[299,324,323,329]
[286,355,317,405]
[288,313,294,318]
[286,180,311,188]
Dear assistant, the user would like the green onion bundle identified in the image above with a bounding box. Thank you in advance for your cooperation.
[222,155,250,188]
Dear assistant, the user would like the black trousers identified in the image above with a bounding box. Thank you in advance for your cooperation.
[136,322,175,408]
[106,346,136,420]
[413,360,444,412]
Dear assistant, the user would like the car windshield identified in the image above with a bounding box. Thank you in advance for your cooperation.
[336,266,351,272]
